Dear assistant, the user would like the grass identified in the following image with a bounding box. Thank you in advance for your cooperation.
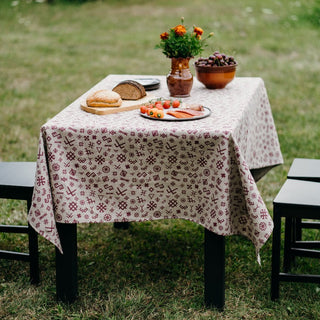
[0,0,320,318]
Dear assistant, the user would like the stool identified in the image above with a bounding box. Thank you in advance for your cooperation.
[0,162,39,284]
[285,158,320,271]
[287,158,320,182]
[271,179,320,300]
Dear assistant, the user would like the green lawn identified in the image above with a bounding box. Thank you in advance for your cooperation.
[0,0,320,319]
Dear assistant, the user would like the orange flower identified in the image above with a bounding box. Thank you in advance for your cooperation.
[173,24,186,36]
[193,26,203,36]
[160,32,169,40]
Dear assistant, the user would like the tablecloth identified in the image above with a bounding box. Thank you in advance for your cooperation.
[28,75,283,258]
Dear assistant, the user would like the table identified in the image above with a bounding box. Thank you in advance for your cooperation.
[28,74,283,309]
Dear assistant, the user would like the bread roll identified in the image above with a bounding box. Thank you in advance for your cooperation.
[86,90,122,108]
[112,80,146,100]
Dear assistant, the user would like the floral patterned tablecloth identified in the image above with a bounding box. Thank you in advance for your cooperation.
[28,74,283,258]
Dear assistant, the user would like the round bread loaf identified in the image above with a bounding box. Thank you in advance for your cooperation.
[112,80,146,100]
[86,90,122,108]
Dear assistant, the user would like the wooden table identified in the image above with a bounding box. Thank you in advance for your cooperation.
[29,74,283,309]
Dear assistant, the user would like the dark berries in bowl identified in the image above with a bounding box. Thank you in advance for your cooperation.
[195,51,237,67]
[195,52,237,89]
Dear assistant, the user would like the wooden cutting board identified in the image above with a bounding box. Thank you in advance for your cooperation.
[80,94,154,115]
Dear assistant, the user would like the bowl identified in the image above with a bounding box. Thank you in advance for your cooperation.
[195,64,237,89]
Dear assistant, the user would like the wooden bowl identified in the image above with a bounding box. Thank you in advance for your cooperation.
[195,64,237,89]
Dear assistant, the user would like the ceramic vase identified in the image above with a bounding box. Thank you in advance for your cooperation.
[166,57,193,97]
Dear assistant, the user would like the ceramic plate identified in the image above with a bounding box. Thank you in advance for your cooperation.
[140,106,211,121]
[134,78,161,91]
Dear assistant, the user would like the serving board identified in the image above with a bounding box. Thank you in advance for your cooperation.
[80,93,154,115]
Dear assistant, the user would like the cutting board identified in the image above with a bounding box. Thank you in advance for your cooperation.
[80,94,154,115]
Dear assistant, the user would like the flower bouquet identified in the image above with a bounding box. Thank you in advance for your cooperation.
[156,18,213,97]
[156,17,213,58]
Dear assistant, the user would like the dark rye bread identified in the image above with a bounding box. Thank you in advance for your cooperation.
[112,80,146,100]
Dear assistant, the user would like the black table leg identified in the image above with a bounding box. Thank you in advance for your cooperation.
[204,228,225,310]
[113,222,130,229]
[56,223,78,303]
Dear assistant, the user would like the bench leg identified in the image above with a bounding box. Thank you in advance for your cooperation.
[27,199,39,285]
[204,228,225,310]
[28,224,39,284]
[56,223,78,303]
[283,216,293,272]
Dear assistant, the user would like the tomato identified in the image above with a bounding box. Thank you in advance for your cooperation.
[140,105,147,114]
[163,100,171,109]
[172,100,180,108]
[155,104,164,110]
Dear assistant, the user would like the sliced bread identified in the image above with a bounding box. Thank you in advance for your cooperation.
[112,80,146,100]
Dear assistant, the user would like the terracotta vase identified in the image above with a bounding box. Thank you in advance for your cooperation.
[166,57,193,97]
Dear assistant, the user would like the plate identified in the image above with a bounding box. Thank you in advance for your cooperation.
[140,106,211,121]
[134,78,160,91]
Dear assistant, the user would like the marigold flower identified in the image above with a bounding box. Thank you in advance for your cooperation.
[173,24,186,36]
[156,18,214,58]
[193,26,203,36]
[160,32,169,40]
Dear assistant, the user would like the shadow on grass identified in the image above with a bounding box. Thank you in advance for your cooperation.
[78,221,204,287]
[1,220,319,318]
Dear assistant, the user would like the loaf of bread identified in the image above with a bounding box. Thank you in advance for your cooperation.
[112,80,146,100]
[86,90,122,108]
